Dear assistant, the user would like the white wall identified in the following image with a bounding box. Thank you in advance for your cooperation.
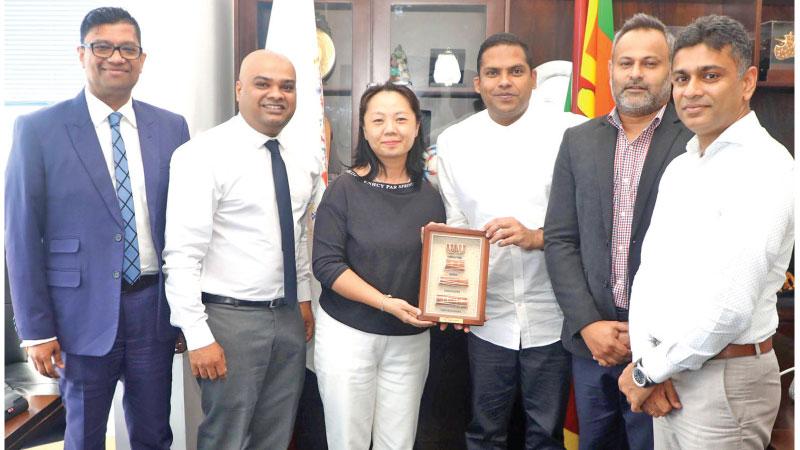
[124,0,235,135]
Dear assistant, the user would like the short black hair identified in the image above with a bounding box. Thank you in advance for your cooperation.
[613,13,674,58]
[352,82,425,184]
[477,33,534,72]
[80,7,141,45]
[674,15,752,76]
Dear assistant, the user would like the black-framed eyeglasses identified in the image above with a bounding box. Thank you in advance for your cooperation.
[81,41,142,60]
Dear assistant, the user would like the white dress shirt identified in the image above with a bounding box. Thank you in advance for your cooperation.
[629,111,794,383]
[163,114,323,351]
[436,103,587,350]
[22,89,156,348]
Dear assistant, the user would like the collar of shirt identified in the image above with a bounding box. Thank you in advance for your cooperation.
[606,104,667,134]
[232,113,287,153]
[84,88,137,129]
[685,110,758,158]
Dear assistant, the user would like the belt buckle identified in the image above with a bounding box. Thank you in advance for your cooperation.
[268,299,281,309]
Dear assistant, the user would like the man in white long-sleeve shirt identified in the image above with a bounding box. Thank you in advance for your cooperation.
[163,50,321,450]
[619,15,794,450]
[437,33,585,449]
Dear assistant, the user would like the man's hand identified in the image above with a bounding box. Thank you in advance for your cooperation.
[580,321,631,366]
[26,340,64,378]
[618,361,655,412]
[439,323,471,333]
[640,379,682,417]
[483,217,542,250]
[174,332,187,354]
[299,301,315,342]
[189,342,227,380]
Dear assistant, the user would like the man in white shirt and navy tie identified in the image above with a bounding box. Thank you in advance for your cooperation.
[619,15,794,450]
[436,33,585,449]
[163,50,321,450]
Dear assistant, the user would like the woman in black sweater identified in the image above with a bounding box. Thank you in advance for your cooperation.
[312,82,445,450]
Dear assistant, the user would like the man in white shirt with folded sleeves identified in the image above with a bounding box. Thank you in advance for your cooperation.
[619,15,794,450]
[163,50,320,450]
[436,32,585,449]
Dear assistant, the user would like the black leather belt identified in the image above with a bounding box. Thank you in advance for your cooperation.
[122,274,159,293]
[201,292,287,309]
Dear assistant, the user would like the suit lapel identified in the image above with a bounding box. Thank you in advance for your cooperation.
[66,92,123,227]
[133,101,161,241]
[631,104,684,237]
[593,120,618,239]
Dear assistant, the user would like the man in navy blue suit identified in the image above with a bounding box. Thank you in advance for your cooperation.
[5,7,189,449]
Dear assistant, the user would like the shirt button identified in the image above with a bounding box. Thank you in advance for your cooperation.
[622,177,630,184]
[114,234,122,242]
[113,271,120,279]
[618,245,625,251]
[620,211,627,217]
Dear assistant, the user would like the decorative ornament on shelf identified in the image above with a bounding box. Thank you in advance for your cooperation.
[389,44,411,85]
[433,49,461,86]
[315,13,336,80]
[774,31,794,61]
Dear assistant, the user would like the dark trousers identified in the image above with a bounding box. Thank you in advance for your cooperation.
[572,355,653,450]
[59,284,174,450]
[466,334,571,450]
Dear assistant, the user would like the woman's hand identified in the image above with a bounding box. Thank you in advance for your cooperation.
[382,296,436,328]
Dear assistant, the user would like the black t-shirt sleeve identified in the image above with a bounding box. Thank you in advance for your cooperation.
[312,178,351,288]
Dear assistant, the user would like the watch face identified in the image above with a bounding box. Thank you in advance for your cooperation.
[633,366,647,387]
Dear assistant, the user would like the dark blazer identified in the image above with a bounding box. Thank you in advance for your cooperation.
[5,90,190,356]
[543,103,692,359]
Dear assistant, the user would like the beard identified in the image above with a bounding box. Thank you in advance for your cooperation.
[612,77,672,116]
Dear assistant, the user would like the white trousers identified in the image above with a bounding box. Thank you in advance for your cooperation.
[314,307,430,450]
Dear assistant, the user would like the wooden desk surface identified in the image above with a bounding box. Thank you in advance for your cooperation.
[5,395,63,450]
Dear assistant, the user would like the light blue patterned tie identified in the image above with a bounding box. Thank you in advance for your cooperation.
[109,112,141,284]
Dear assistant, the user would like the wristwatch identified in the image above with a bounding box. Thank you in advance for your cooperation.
[632,358,656,388]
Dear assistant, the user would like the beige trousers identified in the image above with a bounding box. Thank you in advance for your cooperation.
[654,350,780,450]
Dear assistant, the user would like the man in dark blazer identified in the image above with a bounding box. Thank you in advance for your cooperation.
[544,14,692,450]
[5,7,189,450]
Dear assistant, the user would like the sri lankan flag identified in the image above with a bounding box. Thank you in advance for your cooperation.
[565,0,615,118]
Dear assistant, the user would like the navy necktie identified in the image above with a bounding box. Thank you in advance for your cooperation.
[266,140,297,305]
[109,112,141,284]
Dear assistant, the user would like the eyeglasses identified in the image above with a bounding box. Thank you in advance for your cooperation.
[81,41,142,60]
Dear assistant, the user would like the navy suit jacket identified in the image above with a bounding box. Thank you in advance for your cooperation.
[5,90,190,356]
[543,103,693,359]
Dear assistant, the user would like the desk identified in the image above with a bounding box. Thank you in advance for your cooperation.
[5,395,63,450]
